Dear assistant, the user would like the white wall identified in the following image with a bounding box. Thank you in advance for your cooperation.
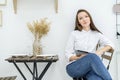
[0,0,119,80]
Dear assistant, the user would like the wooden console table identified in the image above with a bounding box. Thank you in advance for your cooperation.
[5,55,58,80]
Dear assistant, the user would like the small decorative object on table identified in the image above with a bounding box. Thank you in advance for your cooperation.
[27,18,50,56]
[0,76,17,80]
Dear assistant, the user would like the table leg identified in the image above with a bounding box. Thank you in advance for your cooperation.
[13,62,27,80]
[35,62,38,78]
[38,62,52,80]
[24,62,33,75]
[33,62,36,80]
[33,62,39,80]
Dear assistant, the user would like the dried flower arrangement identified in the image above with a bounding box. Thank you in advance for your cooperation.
[27,18,50,56]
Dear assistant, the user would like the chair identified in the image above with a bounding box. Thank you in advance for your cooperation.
[73,48,114,80]
[0,76,17,80]
[73,77,86,80]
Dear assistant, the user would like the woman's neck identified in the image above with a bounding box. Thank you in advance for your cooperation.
[83,27,90,31]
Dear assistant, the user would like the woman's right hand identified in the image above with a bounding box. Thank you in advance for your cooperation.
[69,54,86,61]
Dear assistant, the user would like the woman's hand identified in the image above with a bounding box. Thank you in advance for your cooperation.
[69,54,86,61]
[96,45,112,55]
[96,50,104,55]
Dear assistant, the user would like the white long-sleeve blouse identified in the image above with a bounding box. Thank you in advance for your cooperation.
[65,30,114,62]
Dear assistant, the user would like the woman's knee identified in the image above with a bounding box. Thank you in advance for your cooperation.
[86,53,101,62]
[87,53,98,58]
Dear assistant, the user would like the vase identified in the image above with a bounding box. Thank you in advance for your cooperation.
[33,35,42,56]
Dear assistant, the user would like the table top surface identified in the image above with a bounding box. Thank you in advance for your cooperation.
[5,55,59,62]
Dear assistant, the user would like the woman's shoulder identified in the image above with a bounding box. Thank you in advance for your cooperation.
[92,31,106,39]
[92,30,102,35]
[70,30,80,35]
[68,30,81,38]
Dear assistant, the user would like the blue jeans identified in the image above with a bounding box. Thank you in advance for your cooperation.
[66,53,112,80]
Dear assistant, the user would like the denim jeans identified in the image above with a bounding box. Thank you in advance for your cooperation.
[66,53,112,80]
[85,71,103,80]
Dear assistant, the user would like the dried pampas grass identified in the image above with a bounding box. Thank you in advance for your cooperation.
[27,18,50,39]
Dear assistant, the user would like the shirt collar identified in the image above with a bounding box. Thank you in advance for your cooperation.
[81,29,92,33]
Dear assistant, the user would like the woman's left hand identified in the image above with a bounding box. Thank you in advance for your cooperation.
[96,50,103,55]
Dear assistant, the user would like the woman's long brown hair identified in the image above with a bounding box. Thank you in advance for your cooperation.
[74,9,101,33]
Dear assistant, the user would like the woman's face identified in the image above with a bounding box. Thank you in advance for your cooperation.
[77,12,90,28]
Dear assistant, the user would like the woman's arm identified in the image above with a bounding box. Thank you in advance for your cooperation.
[96,33,114,55]
[65,32,76,61]
[96,45,112,55]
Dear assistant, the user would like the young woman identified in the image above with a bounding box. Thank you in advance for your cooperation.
[65,9,114,80]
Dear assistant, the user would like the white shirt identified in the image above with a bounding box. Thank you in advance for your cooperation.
[65,30,114,62]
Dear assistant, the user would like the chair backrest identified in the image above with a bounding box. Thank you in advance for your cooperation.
[96,43,114,70]
[101,48,114,70]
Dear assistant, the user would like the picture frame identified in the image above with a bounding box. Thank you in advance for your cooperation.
[0,11,2,26]
[0,0,7,6]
